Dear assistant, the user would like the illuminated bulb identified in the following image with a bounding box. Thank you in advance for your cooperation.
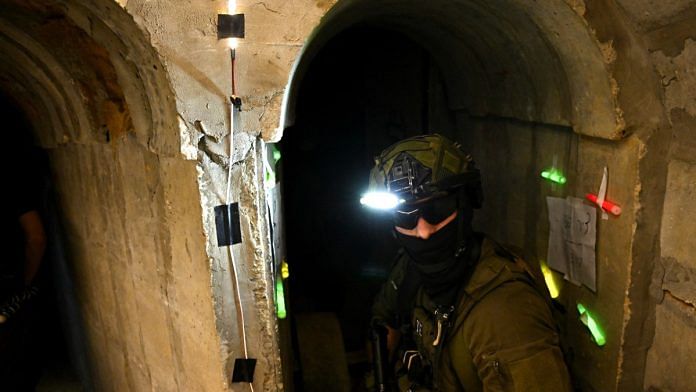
[577,303,606,346]
[225,0,239,49]
[540,261,560,299]
[360,192,402,210]
[276,278,287,319]
[273,149,282,162]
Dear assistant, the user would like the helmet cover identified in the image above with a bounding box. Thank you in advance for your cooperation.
[367,134,482,207]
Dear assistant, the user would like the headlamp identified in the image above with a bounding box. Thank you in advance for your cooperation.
[360,191,404,210]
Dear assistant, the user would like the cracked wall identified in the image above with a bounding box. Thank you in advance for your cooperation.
[645,161,696,392]
[640,4,696,388]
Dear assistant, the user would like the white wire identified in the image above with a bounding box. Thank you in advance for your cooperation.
[226,99,253,391]
[226,100,234,204]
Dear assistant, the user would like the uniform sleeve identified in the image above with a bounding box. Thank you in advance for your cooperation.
[461,281,572,392]
[371,256,408,328]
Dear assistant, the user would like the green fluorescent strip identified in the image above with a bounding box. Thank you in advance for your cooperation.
[577,303,606,346]
[276,278,287,319]
[541,168,567,184]
[265,169,276,185]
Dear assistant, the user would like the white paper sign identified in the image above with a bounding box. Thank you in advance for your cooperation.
[546,196,597,292]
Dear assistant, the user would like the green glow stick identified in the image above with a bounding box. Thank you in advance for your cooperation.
[265,170,273,183]
[276,278,287,319]
[541,168,567,184]
[577,303,606,346]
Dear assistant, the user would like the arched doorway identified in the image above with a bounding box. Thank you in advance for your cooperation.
[0,1,225,390]
[274,1,638,390]
[281,25,432,390]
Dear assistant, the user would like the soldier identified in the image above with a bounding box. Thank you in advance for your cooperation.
[363,134,572,391]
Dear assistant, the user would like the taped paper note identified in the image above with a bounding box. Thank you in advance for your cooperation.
[547,196,597,291]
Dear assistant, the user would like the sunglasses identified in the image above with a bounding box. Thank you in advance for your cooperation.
[393,194,458,229]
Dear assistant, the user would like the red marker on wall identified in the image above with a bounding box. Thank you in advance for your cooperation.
[586,193,622,216]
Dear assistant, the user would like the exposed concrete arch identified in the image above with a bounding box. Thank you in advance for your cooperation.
[280,0,633,140]
[0,1,228,391]
[269,2,668,392]
[0,28,87,147]
[0,0,181,155]
[58,0,183,156]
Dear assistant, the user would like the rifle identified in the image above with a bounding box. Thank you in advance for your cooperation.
[370,323,394,392]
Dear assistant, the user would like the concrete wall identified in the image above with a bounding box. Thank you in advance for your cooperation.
[643,22,696,392]
[0,1,229,391]
[50,139,225,391]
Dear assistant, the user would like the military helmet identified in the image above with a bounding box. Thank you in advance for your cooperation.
[361,134,483,209]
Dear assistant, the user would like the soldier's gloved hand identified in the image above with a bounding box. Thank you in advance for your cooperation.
[0,284,40,324]
[23,284,40,299]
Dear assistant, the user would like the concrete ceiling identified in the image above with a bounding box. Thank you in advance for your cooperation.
[284,0,621,139]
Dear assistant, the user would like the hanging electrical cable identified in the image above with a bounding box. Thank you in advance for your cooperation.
[217,1,255,388]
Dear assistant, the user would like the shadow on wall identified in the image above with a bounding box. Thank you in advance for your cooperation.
[0,92,92,392]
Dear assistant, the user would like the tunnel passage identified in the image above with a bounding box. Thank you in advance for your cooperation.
[278,1,625,391]
[0,92,87,390]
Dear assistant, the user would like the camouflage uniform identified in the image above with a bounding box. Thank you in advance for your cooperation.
[372,237,572,391]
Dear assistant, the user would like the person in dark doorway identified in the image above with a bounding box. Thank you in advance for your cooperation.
[0,133,47,390]
[364,134,572,391]
[0,194,45,320]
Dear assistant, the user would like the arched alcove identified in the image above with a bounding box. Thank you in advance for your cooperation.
[0,0,179,152]
[0,1,226,390]
[273,1,660,391]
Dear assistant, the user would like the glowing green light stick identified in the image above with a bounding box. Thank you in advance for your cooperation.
[276,278,287,319]
[577,303,606,346]
[541,168,567,184]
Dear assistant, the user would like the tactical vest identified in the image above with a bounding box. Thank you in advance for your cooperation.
[398,238,554,391]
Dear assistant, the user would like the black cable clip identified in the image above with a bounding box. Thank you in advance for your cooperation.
[230,95,242,110]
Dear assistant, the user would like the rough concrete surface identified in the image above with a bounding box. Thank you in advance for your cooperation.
[660,160,696,277]
[642,8,696,392]
[643,159,696,391]
[644,293,696,391]
[617,0,696,31]
[652,39,696,119]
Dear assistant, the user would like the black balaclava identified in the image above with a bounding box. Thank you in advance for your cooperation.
[395,191,481,306]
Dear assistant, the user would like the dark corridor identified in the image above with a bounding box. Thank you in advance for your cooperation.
[0,93,86,391]
[280,25,446,390]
